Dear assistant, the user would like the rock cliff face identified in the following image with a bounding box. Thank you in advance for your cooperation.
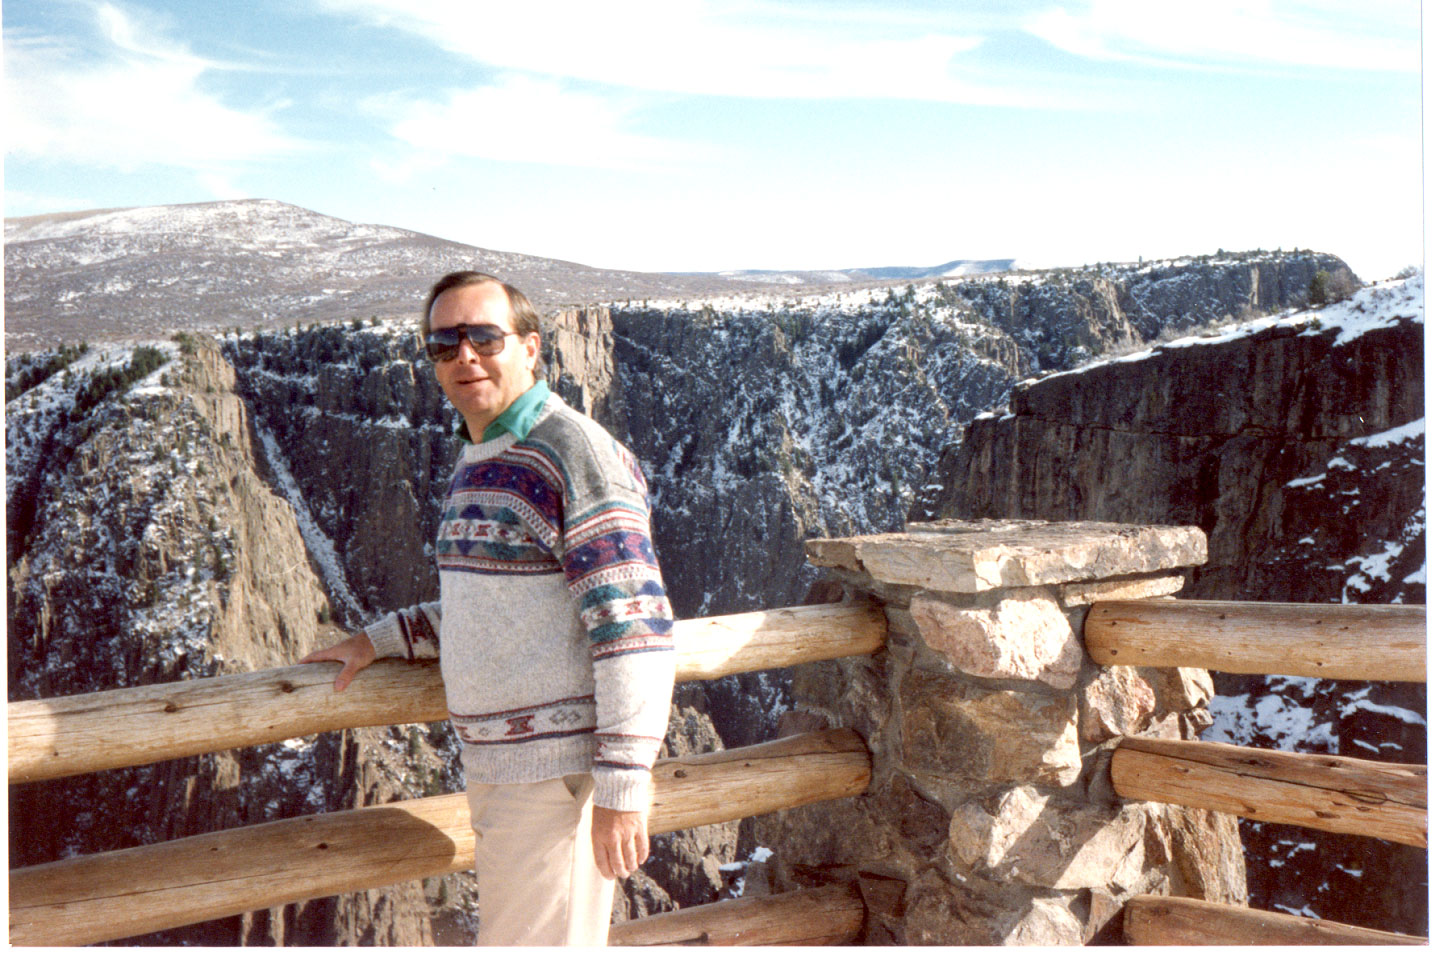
[7,249,1357,944]
[910,274,1426,935]
[941,252,1355,370]
[914,277,1422,606]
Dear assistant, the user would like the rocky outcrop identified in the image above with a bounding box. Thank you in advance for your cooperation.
[909,275,1426,936]
[220,323,457,625]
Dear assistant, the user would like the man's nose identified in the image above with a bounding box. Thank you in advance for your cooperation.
[453,334,483,361]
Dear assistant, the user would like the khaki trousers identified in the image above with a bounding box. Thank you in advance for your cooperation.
[465,774,615,946]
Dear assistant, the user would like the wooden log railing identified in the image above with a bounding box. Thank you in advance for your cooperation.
[1086,599,1426,681]
[9,601,885,784]
[1111,736,1426,848]
[11,587,1429,947]
[1123,895,1428,946]
[609,884,865,946]
[1095,598,1429,946]
[10,729,871,946]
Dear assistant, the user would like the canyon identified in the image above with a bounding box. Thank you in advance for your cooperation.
[6,199,1419,942]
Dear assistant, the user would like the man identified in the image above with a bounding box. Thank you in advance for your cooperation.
[302,272,675,946]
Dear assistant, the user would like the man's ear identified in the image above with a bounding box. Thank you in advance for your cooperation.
[524,332,542,371]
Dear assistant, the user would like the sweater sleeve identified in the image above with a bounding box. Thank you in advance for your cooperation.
[363,602,442,661]
[559,435,676,812]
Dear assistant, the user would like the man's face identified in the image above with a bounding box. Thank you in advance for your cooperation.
[429,282,540,435]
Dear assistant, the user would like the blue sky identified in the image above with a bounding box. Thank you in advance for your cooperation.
[3,0,1422,279]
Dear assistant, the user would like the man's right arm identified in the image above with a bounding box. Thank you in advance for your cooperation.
[300,602,442,692]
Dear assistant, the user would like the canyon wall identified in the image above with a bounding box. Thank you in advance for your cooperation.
[909,275,1426,935]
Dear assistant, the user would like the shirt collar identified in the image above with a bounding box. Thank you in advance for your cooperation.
[456,379,551,443]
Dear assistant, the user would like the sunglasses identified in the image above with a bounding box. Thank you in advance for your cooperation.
[424,323,519,362]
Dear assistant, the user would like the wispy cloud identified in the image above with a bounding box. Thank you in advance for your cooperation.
[364,74,703,174]
[4,1,304,173]
[1025,0,1418,73]
[314,0,1058,106]
[196,171,248,200]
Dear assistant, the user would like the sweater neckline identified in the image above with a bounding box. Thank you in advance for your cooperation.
[461,394,562,461]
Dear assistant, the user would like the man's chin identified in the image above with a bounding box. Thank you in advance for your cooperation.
[448,387,499,413]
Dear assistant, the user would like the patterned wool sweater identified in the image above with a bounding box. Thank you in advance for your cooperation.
[365,393,675,811]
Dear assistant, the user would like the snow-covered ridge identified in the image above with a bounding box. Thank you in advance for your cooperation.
[5,198,411,247]
[1024,272,1423,389]
[5,343,176,501]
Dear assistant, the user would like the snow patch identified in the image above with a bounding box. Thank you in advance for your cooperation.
[254,424,367,622]
[1337,691,1426,728]
[1350,417,1425,448]
[1286,474,1327,488]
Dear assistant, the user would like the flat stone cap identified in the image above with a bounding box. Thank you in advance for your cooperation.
[805,519,1207,593]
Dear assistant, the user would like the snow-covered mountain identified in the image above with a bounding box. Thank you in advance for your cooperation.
[3,199,845,351]
[5,200,1026,354]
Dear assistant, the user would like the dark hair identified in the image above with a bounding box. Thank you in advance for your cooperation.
[421,271,541,341]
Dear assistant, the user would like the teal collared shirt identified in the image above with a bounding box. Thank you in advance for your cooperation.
[456,380,552,443]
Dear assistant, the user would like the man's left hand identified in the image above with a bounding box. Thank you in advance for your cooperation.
[591,806,649,880]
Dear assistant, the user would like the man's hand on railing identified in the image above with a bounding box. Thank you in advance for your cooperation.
[300,631,377,692]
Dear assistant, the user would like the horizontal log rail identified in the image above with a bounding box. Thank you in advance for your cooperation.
[1124,895,1428,946]
[9,600,884,784]
[1086,599,1426,681]
[609,884,864,946]
[9,728,870,946]
[1111,736,1426,847]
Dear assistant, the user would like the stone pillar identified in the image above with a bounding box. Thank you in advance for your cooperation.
[755,520,1247,945]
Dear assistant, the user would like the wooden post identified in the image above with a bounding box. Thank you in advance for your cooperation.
[1086,599,1425,681]
[609,884,864,946]
[1124,895,1428,946]
[9,601,884,784]
[9,729,870,946]
[1111,737,1426,847]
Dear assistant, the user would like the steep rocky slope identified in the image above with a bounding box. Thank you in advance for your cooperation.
[910,274,1426,935]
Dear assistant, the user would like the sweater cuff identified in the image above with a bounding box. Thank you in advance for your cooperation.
[592,767,654,812]
[363,612,409,660]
